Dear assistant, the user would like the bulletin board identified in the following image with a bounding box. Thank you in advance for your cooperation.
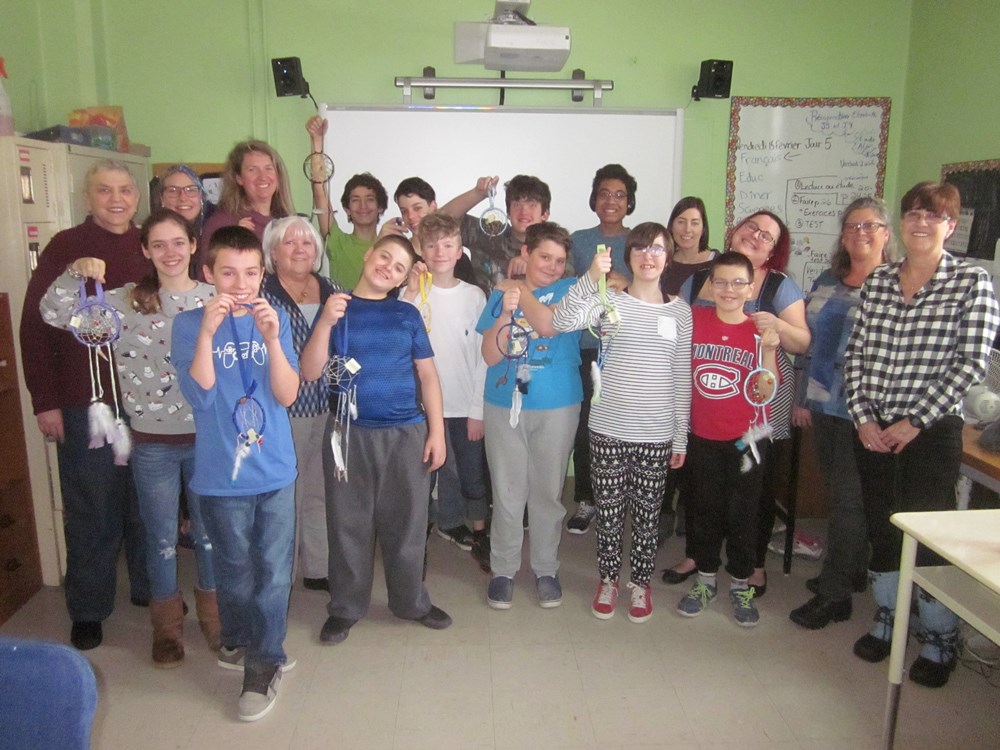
[726,97,891,290]
[942,159,1000,263]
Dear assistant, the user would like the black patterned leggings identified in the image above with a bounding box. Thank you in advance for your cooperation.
[590,431,672,586]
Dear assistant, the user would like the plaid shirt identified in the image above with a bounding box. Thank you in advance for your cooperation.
[845,253,999,428]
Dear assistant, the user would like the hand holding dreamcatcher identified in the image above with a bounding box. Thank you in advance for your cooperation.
[228,312,265,483]
[736,332,778,473]
[323,312,360,482]
[586,245,621,405]
[491,288,531,427]
[479,184,510,238]
[69,278,130,464]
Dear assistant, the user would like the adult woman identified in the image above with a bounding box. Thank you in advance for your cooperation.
[19,159,150,650]
[788,197,897,630]
[200,139,294,255]
[667,211,810,592]
[40,209,219,666]
[660,196,717,296]
[157,164,207,236]
[261,216,340,591]
[845,182,998,687]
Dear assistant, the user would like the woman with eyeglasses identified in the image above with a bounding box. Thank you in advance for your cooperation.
[787,197,897,632]
[844,182,998,687]
[553,222,691,623]
[666,211,810,596]
[157,164,208,237]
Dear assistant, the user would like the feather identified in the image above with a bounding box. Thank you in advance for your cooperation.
[590,360,602,404]
[88,401,117,448]
[231,441,251,483]
[111,418,131,465]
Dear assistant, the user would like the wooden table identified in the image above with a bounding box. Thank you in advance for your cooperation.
[960,423,1000,497]
[882,509,1000,749]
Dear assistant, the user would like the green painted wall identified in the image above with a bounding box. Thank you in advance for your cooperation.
[4,0,961,227]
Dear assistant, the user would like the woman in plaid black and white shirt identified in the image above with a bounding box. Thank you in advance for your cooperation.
[844,181,1000,688]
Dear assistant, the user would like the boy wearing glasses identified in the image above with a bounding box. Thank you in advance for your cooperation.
[677,251,779,628]
[566,164,639,534]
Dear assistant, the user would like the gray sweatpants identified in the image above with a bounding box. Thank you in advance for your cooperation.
[484,403,579,578]
[323,418,433,621]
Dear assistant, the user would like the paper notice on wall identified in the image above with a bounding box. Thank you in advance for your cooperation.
[945,207,974,256]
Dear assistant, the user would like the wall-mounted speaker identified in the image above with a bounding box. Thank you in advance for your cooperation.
[271,57,309,98]
[691,59,733,101]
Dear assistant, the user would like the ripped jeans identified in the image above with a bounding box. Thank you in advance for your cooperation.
[131,441,215,599]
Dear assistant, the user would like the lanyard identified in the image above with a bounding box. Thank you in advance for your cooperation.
[227,312,257,399]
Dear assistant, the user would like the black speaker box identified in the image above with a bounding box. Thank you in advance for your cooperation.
[271,57,308,97]
[692,59,733,100]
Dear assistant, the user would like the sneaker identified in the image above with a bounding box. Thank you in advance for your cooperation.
[70,621,103,651]
[566,503,597,534]
[627,582,653,623]
[436,524,474,551]
[730,586,760,627]
[591,579,619,619]
[238,666,280,722]
[218,646,297,672]
[536,575,562,608]
[470,531,491,574]
[487,575,513,610]
[677,580,717,617]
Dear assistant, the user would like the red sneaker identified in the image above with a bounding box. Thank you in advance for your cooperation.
[627,582,653,623]
[591,579,619,619]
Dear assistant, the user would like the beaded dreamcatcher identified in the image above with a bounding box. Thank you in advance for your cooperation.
[323,317,360,481]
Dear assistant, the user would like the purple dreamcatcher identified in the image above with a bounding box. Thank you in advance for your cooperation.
[69,279,130,464]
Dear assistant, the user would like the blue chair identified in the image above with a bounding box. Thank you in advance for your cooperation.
[0,635,98,750]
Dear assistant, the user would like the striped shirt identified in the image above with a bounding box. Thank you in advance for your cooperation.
[844,253,999,428]
[553,274,692,448]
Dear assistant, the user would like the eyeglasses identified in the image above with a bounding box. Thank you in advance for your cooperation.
[711,279,751,291]
[843,221,887,234]
[744,220,776,246]
[597,189,628,201]
[903,209,950,224]
[162,185,201,197]
[633,244,667,257]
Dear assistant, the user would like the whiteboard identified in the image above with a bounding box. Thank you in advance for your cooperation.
[321,105,683,237]
[726,97,891,290]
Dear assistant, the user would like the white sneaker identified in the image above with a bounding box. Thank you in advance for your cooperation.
[238,668,280,722]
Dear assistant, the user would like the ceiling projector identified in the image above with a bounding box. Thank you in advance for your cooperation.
[455,1,571,72]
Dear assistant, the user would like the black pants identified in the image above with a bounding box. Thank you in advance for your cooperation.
[571,348,597,504]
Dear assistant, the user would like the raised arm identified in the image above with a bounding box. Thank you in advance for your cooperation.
[306,115,333,237]
[439,176,499,219]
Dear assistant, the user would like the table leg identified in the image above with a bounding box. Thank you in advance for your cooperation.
[882,531,917,750]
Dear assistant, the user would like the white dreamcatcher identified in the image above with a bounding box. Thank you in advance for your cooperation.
[323,318,360,481]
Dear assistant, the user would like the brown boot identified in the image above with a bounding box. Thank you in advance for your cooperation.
[193,587,222,651]
[150,593,185,668]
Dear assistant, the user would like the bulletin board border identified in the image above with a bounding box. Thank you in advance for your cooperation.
[942,159,1000,178]
[725,96,891,229]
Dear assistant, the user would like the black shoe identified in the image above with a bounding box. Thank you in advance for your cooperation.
[436,524,474,551]
[319,615,355,645]
[908,656,956,688]
[130,595,150,607]
[71,621,103,650]
[853,633,891,663]
[416,605,452,630]
[807,573,866,596]
[303,577,329,591]
[470,531,491,574]
[748,572,767,599]
[661,564,697,585]
[789,594,852,630]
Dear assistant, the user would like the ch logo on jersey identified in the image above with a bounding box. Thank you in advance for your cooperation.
[694,363,741,400]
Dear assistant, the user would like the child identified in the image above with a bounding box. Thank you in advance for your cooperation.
[172,226,299,721]
[552,222,691,622]
[676,251,779,627]
[41,208,219,666]
[400,214,491,570]
[476,222,582,609]
[299,235,451,645]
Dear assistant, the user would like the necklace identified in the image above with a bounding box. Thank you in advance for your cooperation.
[282,275,312,303]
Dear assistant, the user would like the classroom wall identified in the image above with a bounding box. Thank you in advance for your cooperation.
[2,0,968,234]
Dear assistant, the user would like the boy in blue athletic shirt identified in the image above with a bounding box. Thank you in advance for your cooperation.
[172,226,299,722]
[300,234,452,645]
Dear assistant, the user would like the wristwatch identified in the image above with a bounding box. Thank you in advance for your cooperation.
[66,264,84,280]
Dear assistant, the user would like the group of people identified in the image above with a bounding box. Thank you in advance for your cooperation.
[18,122,997,722]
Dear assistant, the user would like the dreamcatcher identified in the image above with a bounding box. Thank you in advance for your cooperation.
[586,244,621,405]
[417,271,433,332]
[69,279,130,464]
[736,333,777,472]
[323,317,360,481]
[228,312,265,483]
[491,295,531,427]
[479,184,510,238]
[304,143,335,232]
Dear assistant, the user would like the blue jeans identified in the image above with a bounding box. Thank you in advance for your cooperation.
[199,484,294,671]
[57,406,148,622]
[432,417,489,527]
[130,442,214,599]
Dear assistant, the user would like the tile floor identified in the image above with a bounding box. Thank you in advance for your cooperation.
[2,496,998,750]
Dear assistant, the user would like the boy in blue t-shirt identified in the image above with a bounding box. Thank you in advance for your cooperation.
[172,226,299,722]
[300,235,451,645]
